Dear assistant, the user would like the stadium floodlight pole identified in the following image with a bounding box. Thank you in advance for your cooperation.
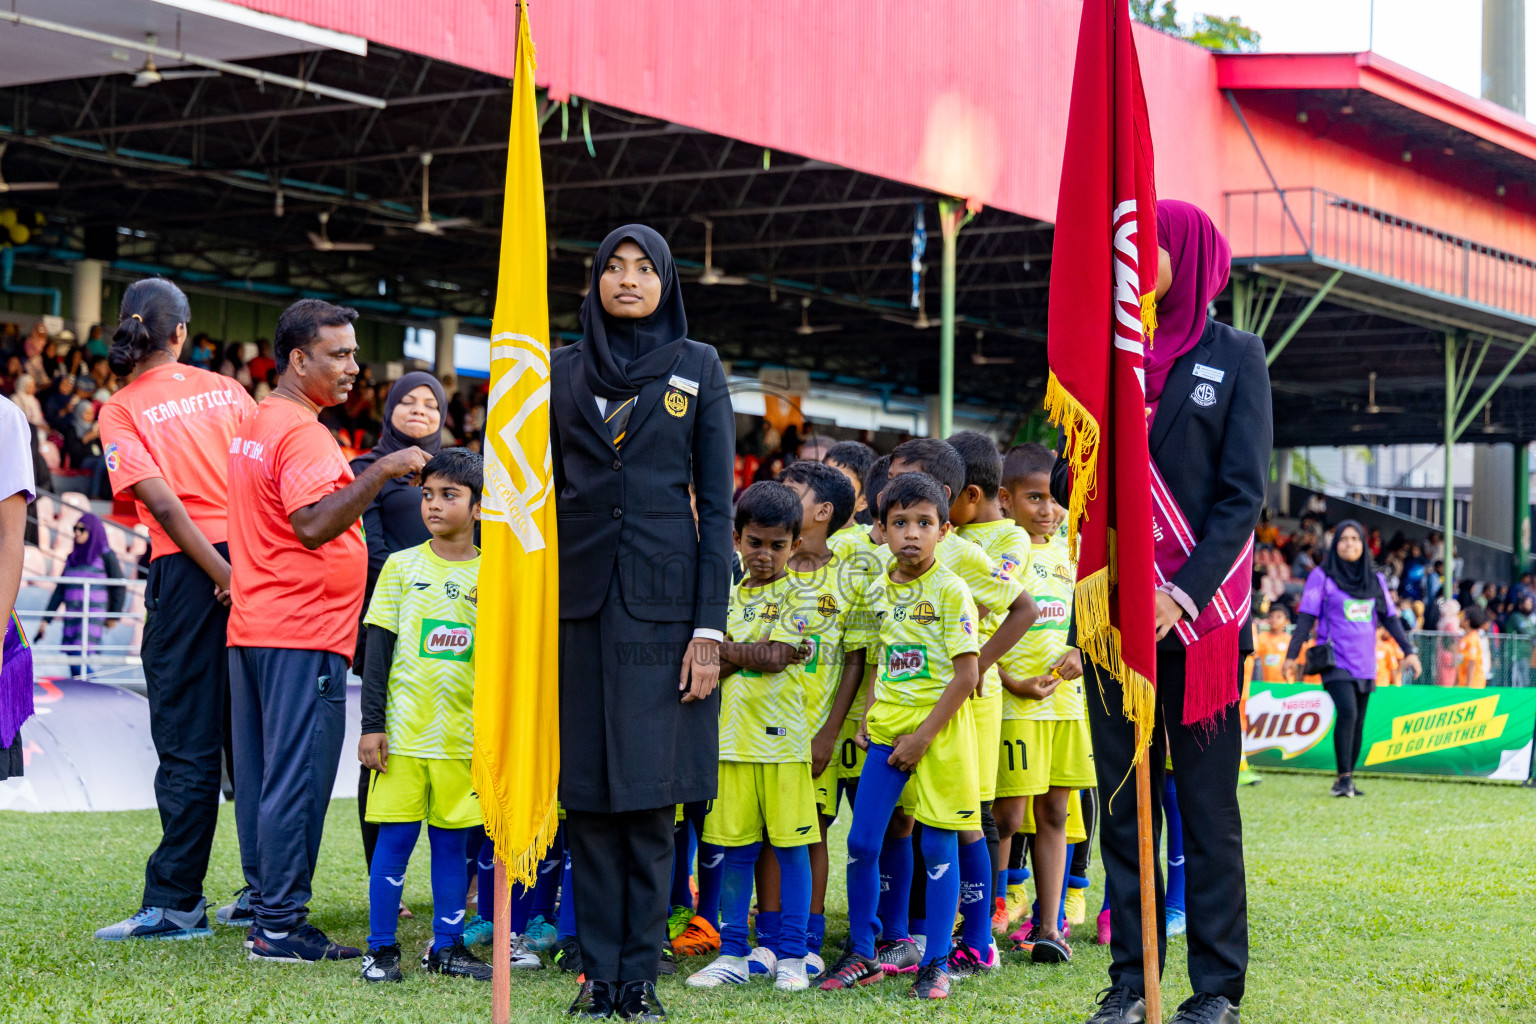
[1445,332,1457,601]
[937,198,976,438]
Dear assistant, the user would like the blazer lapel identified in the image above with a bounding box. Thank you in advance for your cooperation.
[1148,326,1214,456]
[616,351,687,444]
[566,350,618,452]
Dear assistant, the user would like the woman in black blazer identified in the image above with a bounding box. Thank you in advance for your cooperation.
[550,225,735,1020]
[1069,202,1271,1024]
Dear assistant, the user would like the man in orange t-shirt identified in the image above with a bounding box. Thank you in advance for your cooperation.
[226,299,427,963]
[1455,606,1490,689]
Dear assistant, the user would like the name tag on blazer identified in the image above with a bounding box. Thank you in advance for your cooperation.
[1192,363,1225,383]
[668,374,700,396]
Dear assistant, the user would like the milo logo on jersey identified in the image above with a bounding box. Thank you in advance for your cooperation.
[1034,598,1070,626]
[420,618,475,662]
[885,644,931,680]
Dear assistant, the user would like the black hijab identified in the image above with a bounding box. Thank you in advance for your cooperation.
[1322,520,1381,601]
[372,371,447,458]
[580,224,689,400]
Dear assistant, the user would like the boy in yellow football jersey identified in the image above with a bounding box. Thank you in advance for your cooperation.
[876,439,1036,978]
[824,439,878,530]
[820,472,981,1001]
[994,443,1092,965]
[688,482,817,993]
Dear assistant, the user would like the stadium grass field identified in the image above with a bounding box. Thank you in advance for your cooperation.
[1,771,1532,1023]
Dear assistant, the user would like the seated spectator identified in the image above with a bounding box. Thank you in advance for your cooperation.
[11,374,45,429]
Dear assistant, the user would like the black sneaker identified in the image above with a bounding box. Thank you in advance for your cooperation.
[568,978,617,1018]
[551,935,585,974]
[360,944,403,983]
[1330,777,1353,798]
[247,923,361,963]
[876,937,922,974]
[1086,985,1148,1024]
[618,979,666,1020]
[909,961,950,999]
[817,948,883,990]
[1348,780,1365,797]
[1170,992,1240,1024]
[658,941,678,976]
[425,941,493,981]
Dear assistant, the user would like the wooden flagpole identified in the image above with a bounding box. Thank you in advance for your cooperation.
[1135,727,1162,1024]
[492,861,510,1024]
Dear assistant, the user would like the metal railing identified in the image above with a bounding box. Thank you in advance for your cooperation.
[16,575,146,683]
[1405,630,1533,688]
[1225,187,1536,321]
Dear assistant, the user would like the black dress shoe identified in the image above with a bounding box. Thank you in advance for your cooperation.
[568,979,618,1018]
[1085,985,1147,1024]
[1170,993,1240,1024]
[617,980,666,1021]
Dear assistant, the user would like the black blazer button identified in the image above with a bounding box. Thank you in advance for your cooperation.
[612,507,623,519]
[612,459,622,471]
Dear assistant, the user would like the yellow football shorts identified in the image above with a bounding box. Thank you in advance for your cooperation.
[1021,786,1088,845]
[972,688,1003,803]
[835,714,868,791]
[703,761,819,848]
[865,699,981,831]
[365,755,482,830]
[995,719,1051,799]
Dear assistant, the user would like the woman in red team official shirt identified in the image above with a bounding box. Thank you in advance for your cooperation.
[93,279,258,942]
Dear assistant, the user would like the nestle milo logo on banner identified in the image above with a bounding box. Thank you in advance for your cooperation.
[420,619,475,662]
[1363,695,1508,766]
[1244,688,1336,760]
[886,644,931,680]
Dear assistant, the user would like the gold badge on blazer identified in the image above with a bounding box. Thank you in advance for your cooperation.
[664,389,688,417]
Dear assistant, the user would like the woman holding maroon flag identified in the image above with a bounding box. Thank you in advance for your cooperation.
[1065,202,1271,1024]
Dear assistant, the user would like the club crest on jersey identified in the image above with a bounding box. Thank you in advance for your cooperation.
[960,614,974,637]
[420,618,474,662]
[104,443,119,472]
[791,613,810,633]
[816,594,839,616]
[762,602,780,622]
[886,644,931,680]
[909,601,939,625]
[993,557,1021,581]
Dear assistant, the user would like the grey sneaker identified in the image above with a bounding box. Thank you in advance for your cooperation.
[215,886,256,928]
[95,901,213,941]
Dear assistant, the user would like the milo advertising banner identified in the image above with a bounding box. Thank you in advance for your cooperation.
[1245,684,1536,780]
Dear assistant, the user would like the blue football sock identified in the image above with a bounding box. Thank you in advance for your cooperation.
[696,842,725,929]
[367,821,420,949]
[958,836,992,953]
[1008,867,1031,886]
[772,844,811,960]
[997,869,1009,896]
[844,745,911,958]
[670,817,695,910]
[557,848,577,940]
[919,827,960,966]
[754,910,781,952]
[910,916,926,938]
[877,833,913,941]
[530,828,563,921]
[807,912,826,955]
[1164,775,1186,916]
[719,842,761,958]
[428,825,470,952]
[475,837,496,922]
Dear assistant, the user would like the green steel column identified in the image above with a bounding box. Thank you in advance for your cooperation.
[1445,332,1457,599]
[1516,441,1531,577]
[938,198,963,439]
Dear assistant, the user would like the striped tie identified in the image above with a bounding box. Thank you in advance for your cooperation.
[604,395,636,447]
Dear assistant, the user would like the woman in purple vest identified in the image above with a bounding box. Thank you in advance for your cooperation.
[1285,520,1421,797]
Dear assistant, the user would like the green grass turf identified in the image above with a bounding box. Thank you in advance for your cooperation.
[1,771,1533,1022]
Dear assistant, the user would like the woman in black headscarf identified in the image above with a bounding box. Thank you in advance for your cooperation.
[350,371,447,869]
[550,225,735,1019]
[1286,520,1421,797]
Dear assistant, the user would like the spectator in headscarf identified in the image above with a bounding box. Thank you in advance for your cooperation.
[37,514,126,676]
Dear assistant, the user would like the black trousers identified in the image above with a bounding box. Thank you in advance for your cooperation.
[140,546,231,912]
[1087,648,1248,1005]
[565,806,674,984]
[1322,678,1372,775]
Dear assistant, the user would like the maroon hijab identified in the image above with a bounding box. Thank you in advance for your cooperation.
[1145,200,1231,402]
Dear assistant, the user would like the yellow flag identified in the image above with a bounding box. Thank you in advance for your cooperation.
[472,1,559,888]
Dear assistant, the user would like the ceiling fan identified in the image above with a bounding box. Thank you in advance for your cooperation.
[368,153,474,236]
[688,218,748,286]
[789,297,843,336]
[306,211,373,252]
[970,332,1014,365]
[129,36,220,88]
[1362,372,1404,415]
[881,279,932,329]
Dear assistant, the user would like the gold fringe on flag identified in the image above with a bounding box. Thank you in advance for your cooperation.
[472,756,560,898]
[1042,369,1099,555]
[1140,292,1157,348]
